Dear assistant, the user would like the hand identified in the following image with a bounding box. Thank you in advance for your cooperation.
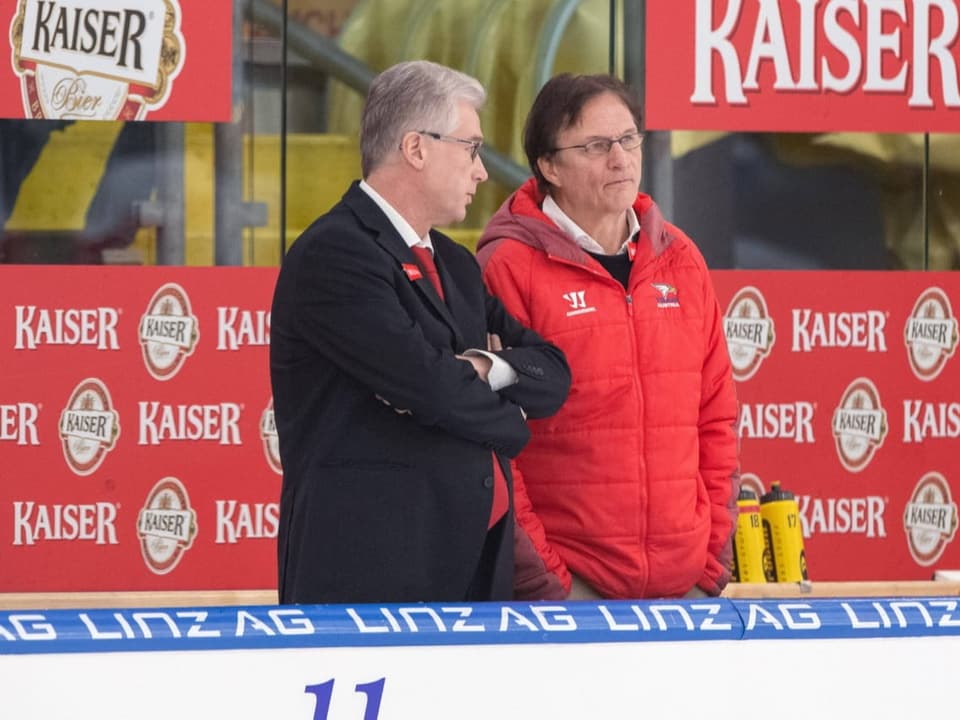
[487,333,503,351]
[456,353,493,382]
[682,585,709,599]
[566,573,603,601]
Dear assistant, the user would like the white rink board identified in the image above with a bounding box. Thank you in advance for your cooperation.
[2,598,959,719]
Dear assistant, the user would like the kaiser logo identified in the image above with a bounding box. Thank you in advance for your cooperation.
[831,378,888,473]
[215,500,279,544]
[139,282,198,381]
[260,397,282,475]
[137,476,196,574]
[9,0,185,120]
[14,305,120,350]
[904,287,958,382]
[791,309,887,352]
[691,0,960,111]
[59,377,120,476]
[798,495,887,539]
[904,472,958,567]
[1,403,40,446]
[724,286,775,381]
[737,401,815,443]
[13,501,118,545]
[217,307,271,350]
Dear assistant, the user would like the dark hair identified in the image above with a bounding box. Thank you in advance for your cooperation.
[523,74,643,193]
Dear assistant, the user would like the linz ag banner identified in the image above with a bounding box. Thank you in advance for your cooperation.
[646,0,960,132]
[1,0,232,121]
[0,267,959,592]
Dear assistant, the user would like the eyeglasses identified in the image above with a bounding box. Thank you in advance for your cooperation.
[551,131,644,156]
[417,130,484,161]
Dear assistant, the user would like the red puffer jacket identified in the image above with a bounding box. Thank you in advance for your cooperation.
[477,179,739,599]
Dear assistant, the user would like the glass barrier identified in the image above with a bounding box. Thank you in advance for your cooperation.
[0,1,948,269]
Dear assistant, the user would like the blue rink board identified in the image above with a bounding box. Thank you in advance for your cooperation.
[2,597,960,655]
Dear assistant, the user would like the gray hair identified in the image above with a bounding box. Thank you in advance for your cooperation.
[360,60,486,176]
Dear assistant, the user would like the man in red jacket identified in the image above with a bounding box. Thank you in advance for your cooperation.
[478,74,740,600]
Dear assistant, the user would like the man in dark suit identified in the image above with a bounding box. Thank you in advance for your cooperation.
[270,60,571,604]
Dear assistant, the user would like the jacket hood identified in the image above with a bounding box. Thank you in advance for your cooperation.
[477,178,675,269]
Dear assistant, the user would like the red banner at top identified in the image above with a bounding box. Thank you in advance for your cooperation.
[646,0,960,132]
[0,0,232,122]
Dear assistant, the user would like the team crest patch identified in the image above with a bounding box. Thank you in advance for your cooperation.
[652,283,679,308]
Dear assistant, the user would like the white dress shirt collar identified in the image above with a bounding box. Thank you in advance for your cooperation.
[359,180,434,252]
[542,194,640,256]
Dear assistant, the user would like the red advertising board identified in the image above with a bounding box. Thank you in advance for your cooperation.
[0,267,278,591]
[646,0,960,132]
[715,270,960,582]
[1,267,958,591]
[1,0,232,122]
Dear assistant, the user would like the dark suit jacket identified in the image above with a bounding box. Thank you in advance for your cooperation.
[270,182,571,604]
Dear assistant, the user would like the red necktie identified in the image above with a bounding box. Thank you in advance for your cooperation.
[410,245,508,528]
[411,246,445,301]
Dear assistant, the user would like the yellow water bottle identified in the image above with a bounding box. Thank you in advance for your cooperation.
[731,487,767,583]
[760,481,809,582]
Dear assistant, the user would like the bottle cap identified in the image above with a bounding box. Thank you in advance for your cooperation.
[761,481,794,503]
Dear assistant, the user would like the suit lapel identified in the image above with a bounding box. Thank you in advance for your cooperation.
[343,183,466,347]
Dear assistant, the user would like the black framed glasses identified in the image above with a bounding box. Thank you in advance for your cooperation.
[417,130,484,161]
[551,131,644,156]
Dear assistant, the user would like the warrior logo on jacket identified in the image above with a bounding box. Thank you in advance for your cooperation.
[562,290,596,317]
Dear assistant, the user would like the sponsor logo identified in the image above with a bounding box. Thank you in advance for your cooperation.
[260,397,281,475]
[904,472,958,567]
[904,287,958,382]
[831,378,888,473]
[12,501,118,545]
[137,401,241,445]
[138,283,199,381]
[562,290,596,317]
[690,0,960,110]
[0,403,40,446]
[14,305,120,350]
[903,400,960,443]
[791,309,887,352]
[724,286,775,381]
[136,477,197,574]
[651,283,680,308]
[215,501,279,544]
[738,401,815,443]
[59,378,120,476]
[216,307,270,350]
[9,0,185,120]
[798,495,887,539]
